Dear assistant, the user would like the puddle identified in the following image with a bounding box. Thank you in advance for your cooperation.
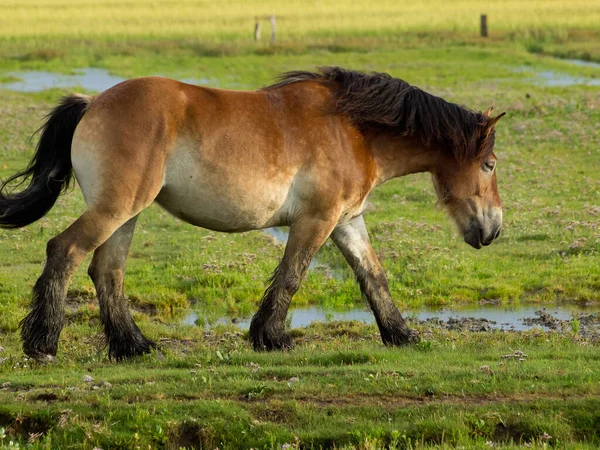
[182,303,600,332]
[2,68,126,92]
[264,227,345,278]
[562,59,600,69]
[1,68,217,92]
[3,60,599,93]
[531,71,600,87]
[514,63,600,87]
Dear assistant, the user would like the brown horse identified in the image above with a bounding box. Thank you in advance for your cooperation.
[0,67,504,361]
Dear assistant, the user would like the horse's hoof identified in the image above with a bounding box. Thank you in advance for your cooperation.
[109,338,157,361]
[381,327,416,346]
[27,353,56,364]
[251,330,293,352]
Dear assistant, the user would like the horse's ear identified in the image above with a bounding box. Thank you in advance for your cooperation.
[483,106,494,117]
[486,112,506,129]
[482,112,505,138]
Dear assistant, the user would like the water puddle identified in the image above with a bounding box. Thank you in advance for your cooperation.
[514,58,600,87]
[182,303,600,332]
[2,68,125,92]
[264,227,345,279]
[530,71,599,87]
[3,57,600,93]
[5,60,599,94]
[1,68,216,92]
[562,58,600,69]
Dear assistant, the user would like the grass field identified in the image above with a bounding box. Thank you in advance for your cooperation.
[0,0,599,65]
[1,0,599,41]
[0,1,599,448]
[1,325,600,449]
[1,45,598,328]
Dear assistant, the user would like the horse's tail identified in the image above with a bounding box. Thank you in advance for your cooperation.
[0,94,91,229]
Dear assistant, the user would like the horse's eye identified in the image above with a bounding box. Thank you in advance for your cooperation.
[483,161,496,172]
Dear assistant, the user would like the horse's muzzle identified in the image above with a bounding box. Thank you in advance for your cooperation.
[464,224,502,249]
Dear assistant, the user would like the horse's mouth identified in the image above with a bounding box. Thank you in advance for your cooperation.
[464,225,500,249]
[464,234,483,249]
[463,225,485,249]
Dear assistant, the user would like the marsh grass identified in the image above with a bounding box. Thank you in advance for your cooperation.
[1,43,599,333]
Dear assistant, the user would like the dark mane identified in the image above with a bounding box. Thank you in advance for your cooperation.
[265,67,490,162]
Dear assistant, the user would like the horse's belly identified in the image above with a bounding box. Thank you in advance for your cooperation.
[155,149,295,232]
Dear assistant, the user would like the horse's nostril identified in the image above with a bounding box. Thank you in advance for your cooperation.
[494,228,502,240]
[482,227,501,246]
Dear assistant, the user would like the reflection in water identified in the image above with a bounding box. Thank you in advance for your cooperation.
[182,303,600,331]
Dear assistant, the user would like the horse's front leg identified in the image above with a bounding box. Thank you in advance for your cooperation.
[331,215,414,345]
[250,216,338,351]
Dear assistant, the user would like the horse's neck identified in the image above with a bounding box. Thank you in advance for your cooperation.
[367,133,442,185]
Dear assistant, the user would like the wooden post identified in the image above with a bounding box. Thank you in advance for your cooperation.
[254,22,261,41]
[480,14,488,37]
[270,15,276,44]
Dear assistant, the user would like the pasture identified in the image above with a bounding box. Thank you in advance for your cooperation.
[0,1,599,448]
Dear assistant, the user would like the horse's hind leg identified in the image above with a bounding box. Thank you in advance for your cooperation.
[21,210,135,361]
[330,216,413,345]
[88,215,154,360]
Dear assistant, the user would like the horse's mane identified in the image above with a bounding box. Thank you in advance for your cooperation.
[265,67,492,162]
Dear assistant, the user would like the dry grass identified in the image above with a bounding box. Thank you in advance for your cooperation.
[0,0,598,42]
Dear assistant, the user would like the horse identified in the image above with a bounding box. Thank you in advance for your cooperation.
[0,67,504,361]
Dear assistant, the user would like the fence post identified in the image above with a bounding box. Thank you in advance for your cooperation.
[480,14,488,37]
[254,22,261,41]
[270,15,276,44]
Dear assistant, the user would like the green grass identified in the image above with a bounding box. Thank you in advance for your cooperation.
[1,44,599,332]
[0,4,600,448]
[1,324,600,449]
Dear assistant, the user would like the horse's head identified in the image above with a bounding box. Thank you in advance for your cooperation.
[432,108,505,249]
